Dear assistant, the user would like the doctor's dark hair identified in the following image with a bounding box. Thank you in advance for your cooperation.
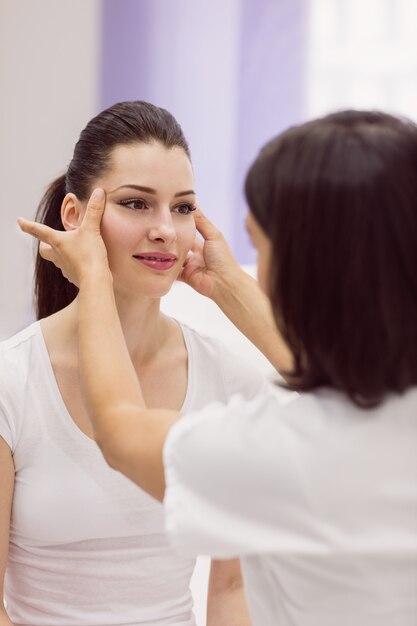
[245,110,417,406]
[34,101,190,319]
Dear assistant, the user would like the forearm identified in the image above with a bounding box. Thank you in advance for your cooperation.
[207,586,252,626]
[213,267,293,376]
[207,559,252,626]
[76,270,177,501]
[77,270,145,438]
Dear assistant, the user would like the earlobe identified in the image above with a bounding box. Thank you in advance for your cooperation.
[61,193,83,231]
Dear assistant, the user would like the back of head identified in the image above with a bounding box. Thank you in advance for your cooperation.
[35,101,190,319]
[245,110,417,406]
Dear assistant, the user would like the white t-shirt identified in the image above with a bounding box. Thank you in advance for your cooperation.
[163,386,417,626]
[0,321,270,626]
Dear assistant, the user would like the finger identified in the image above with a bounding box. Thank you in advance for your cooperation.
[39,242,71,281]
[38,241,55,262]
[189,237,204,255]
[193,208,222,241]
[81,188,106,231]
[177,250,194,279]
[17,218,58,246]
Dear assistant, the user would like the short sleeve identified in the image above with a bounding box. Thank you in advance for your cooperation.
[163,391,299,559]
[0,355,15,450]
[0,404,14,450]
[0,325,38,453]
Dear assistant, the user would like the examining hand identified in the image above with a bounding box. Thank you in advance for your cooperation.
[178,209,243,300]
[179,210,293,374]
[18,188,110,288]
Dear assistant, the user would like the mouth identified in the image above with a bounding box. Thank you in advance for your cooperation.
[132,253,177,271]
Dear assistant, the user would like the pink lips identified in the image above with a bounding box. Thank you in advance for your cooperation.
[133,252,177,271]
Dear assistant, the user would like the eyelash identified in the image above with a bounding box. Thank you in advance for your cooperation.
[118,198,196,215]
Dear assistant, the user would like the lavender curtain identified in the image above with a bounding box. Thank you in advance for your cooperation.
[101,0,308,262]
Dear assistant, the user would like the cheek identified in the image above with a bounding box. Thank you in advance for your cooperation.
[256,247,271,295]
[100,210,140,255]
[257,259,268,294]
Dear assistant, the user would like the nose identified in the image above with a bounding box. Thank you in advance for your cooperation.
[147,208,177,245]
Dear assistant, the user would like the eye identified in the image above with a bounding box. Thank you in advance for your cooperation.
[172,203,196,216]
[119,198,148,211]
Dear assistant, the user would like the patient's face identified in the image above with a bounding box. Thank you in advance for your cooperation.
[91,141,196,300]
[245,212,271,295]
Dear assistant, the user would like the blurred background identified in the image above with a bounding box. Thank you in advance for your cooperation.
[1,0,417,340]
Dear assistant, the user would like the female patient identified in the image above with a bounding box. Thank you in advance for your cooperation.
[0,101,269,626]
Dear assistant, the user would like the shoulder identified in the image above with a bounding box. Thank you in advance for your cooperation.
[0,321,40,363]
[1,321,40,354]
[180,322,229,359]
[180,322,272,402]
[166,388,387,494]
[163,391,295,557]
[0,323,41,449]
[164,389,417,558]
[0,322,41,396]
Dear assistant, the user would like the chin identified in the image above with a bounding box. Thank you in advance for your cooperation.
[146,283,175,299]
[115,275,177,301]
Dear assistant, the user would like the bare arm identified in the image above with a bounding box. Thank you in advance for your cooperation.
[207,559,252,626]
[179,210,293,375]
[212,267,291,377]
[0,437,15,626]
[77,269,178,501]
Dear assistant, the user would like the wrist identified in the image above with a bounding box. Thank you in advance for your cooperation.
[211,265,252,308]
[79,266,113,289]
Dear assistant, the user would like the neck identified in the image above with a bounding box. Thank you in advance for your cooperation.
[46,291,172,368]
[111,290,170,365]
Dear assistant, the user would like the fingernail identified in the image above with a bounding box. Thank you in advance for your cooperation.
[91,188,105,201]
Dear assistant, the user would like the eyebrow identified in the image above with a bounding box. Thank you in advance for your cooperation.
[109,184,195,198]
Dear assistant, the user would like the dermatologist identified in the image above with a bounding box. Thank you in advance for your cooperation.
[19,110,417,626]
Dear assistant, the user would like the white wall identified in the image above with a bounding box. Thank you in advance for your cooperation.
[0,0,100,339]
[307,0,417,121]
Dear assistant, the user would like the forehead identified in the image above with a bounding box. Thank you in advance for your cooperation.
[101,141,194,192]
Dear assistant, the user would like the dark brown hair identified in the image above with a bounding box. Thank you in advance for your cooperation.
[35,101,190,319]
[245,110,417,406]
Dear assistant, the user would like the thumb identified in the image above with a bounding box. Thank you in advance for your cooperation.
[193,208,222,241]
[82,188,106,231]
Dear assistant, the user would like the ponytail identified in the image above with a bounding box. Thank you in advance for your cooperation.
[34,174,78,319]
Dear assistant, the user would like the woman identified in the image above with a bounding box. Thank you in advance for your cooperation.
[19,110,417,626]
[0,101,276,626]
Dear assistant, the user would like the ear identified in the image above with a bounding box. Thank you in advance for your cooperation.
[61,193,84,231]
